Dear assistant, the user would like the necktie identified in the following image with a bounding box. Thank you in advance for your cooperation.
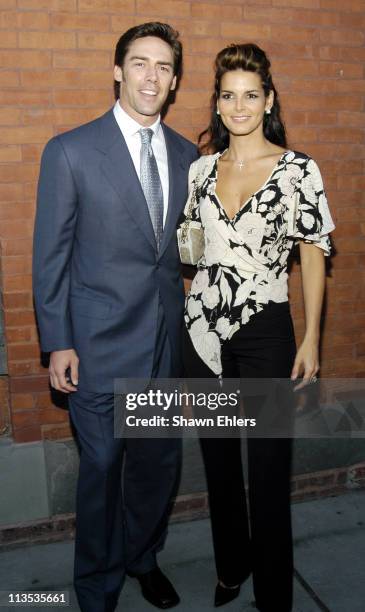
[139,128,164,249]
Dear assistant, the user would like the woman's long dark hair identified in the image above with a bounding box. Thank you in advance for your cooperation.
[199,43,287,154]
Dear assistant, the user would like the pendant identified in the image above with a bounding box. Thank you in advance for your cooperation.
[237,160,244,170]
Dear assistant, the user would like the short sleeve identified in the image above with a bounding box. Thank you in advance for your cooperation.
[287,158,335,256]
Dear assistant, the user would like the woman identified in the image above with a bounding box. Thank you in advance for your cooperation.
[181,44,335,611]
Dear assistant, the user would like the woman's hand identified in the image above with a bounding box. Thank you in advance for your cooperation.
[291,337,319,391]
[292,241,325,390]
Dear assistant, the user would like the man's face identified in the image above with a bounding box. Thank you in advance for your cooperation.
[114,36,177,126]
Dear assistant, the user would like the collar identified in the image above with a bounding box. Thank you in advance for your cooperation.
[113,100,162,139]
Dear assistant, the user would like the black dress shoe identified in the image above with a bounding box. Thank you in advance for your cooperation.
[214,582,241,607]
[136,567,180,609]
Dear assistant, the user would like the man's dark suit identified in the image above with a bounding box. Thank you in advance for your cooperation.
[33,108,197,611]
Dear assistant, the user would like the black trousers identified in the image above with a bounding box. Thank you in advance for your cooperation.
[68,303,181,612]
[183,301,296,612]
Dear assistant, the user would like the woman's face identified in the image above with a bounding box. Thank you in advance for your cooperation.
[217,69,273,137]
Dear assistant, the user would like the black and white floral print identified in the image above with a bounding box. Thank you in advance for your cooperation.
[182,150,335,375]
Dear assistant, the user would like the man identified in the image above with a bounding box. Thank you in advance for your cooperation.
[33,22,197,612]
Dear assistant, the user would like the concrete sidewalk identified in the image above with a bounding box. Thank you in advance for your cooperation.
[0,491,364,611]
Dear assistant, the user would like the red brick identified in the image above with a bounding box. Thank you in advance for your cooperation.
[191,108,210,127]
[184,54,213,73]
[165,107,192,127]
[319,62,363,79]
[7,344,40,361]
[341,47,365,63]
[177,90,210,110]
[0,146,22,162]
[318,127,364,144]
[0,164,39,183]
[8,361,37,376]
[18,0,76,9]
[190,37,227,56]
[0,71,19,87]
[1,125,53,145]
[289,126,319,143]
[23,182,38,201]
[320,28,364,47]
[1,238,33,256]
[111,15,140,32]
[0,49,51,69]
[22,107,105,127]
[0,108,21,125]
[179,20,220,38]
[2,255,32,275]
[19,31,76,49]
[3,291,33,310]
[11,393,35,410]
[0,30,16,46]
[335,238,365,254]
[79,0,134,12]
[5,309,36,327]
[42,422,73,440]
[78,32,119,50]
[272,24,319,44]
[273,0,319,6]
[53,50,110,68]
[185,72,214,91]
[0,183,23,202]
[0,90,52,107]
[220,22,271,40]
[273,59,320,78]
[335,79,365,93]
[3,274,33,292]
[192,3,242,21]
[51,11,109,30]
[13,425,42,443]
[0,10,17,28]
[53,89,111,107]
[39,408,69,424]
[6,327,33,343]
[305,111,338,126]
[10,376,49,393]
[14,11,50,29]
[320,0,365,11]
[0,0,16,8]
[337,111,364,128]
[340,12,365,29]
[22,144,44,162]
[136,0,190,18]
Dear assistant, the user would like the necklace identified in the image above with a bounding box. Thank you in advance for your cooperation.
[221,151,246,170]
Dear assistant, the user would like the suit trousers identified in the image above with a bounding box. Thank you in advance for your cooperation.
[183,301,296,612]
[69,301,182,612]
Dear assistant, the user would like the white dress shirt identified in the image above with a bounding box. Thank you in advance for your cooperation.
[113,100,169,226]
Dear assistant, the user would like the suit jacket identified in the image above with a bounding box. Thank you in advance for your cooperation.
[33,108,198,392]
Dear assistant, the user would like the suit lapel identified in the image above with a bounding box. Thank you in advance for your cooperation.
[96,109,157,251]
[159,124,190,258]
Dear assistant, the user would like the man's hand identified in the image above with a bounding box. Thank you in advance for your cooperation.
[49,349,79,393]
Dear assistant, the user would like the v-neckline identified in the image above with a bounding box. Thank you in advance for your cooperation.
[213,150,290,223]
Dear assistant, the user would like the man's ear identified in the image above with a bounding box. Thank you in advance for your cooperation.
[114,65,123,83]
[170,75,177,92]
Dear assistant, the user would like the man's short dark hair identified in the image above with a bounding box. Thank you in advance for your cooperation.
[114,22,182,100]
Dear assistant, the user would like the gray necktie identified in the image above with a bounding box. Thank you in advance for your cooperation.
[139,128,164,249]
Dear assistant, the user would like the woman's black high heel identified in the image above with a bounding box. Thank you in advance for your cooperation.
[214,582,241,607]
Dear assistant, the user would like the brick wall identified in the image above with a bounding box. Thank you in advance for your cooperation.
[0,0,364,443]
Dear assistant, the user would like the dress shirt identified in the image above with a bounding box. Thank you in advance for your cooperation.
[113,100,169,226]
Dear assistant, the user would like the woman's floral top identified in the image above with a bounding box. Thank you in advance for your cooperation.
[183,150,335,375]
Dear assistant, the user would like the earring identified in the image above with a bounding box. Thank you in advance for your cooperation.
[216,107,220,115]
[265,108,271,115]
